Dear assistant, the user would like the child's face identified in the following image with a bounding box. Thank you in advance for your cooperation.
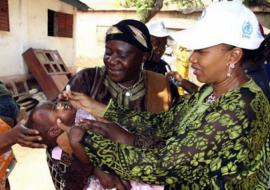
[30,101,76,147]
[53,101,77,126]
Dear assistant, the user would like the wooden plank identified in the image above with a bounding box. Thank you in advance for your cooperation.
[22,48,70,100]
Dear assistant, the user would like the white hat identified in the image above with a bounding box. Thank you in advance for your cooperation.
[172,0,264,50]
[146,21,170,37]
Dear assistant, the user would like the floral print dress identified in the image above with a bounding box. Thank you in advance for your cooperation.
[82,80,270,189]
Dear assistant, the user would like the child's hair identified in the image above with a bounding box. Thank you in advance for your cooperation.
[27,102,49,128]
[26,102,60,147]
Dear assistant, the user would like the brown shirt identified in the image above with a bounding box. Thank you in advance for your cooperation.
[68,67,179,112]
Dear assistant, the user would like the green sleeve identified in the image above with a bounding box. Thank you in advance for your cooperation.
[83,89,270,188]
[104,100,186,138]
[82,115,251,186]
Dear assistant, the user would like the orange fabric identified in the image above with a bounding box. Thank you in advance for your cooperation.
[0,119,15,189]
[145,71,171,113]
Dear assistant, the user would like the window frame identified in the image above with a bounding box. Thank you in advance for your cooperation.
[0,0,10,31]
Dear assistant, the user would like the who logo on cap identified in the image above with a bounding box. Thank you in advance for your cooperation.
[171,0,264,50]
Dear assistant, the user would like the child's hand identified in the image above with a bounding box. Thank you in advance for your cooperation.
[56,132,73,155]
[65,157,94,190]
[56,118,71,133]
[69,126,90,164]
[69,126,85,145]
[94,168,131,190]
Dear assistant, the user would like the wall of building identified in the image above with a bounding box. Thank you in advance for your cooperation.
[75,10,137,68]
[75,8,270,68]
[0,0,76,76]
[75,9,201,68]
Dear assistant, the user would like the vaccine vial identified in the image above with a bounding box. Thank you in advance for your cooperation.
[65,84,71,93]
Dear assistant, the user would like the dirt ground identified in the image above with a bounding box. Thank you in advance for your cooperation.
[8,144,55,190]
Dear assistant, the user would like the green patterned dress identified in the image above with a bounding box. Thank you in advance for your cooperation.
[82,80,270,189]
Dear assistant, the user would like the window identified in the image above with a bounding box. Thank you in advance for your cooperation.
[47,9,73,38]
[0,0,10,31]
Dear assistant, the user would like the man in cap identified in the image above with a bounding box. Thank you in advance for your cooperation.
[144,21,172,74]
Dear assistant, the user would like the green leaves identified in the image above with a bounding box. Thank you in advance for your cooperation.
[168,0,203,8]
[115,0,270,26]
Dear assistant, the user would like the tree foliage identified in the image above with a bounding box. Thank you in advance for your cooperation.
[117,0,270,23]
[166,0,203,8]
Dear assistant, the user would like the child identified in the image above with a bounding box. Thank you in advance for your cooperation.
[28,101,163,190]
[26,101,94,190]
[27,101,131,190]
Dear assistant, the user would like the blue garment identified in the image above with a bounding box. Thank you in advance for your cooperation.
[0,95,20,124]
[247,64,270,101]
[143,59,171,75]
[263,64,270,81]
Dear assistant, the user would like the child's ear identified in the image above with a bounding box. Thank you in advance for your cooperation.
[47,125,62,138]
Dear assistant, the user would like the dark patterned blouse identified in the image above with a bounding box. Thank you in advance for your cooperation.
[83,80,270,189]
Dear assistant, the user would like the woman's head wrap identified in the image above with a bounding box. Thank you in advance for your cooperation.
[105,19,152,53]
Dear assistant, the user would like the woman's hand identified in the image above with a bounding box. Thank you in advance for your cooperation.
[58,91,106,117]
[11,121,46,148]
[60,91,93,109]
[78,119,135,145]
[0,120,46,154]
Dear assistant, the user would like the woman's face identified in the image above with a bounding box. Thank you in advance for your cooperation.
[189,44,233,84]
[103,40,148,83]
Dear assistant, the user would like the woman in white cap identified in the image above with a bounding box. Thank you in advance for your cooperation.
[67,1,270,189]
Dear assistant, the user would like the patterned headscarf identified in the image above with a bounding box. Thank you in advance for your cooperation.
[106,19,152,53]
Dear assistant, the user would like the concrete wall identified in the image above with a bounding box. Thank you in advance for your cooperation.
[75,9,201,68]
[75,10,137,68]
[0,0,76,76]
[75,10,197,68]
[75,8,270,68]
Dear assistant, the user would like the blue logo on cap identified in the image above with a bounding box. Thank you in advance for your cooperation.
[242,21,253,39]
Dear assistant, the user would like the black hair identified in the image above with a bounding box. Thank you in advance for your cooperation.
[26,102,53,130]
[26,102,58,147]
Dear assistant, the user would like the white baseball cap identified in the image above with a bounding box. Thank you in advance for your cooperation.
[146,20,170,38]
[172,0,264,50]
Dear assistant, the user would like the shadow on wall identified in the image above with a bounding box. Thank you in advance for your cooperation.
[75,56,104,70]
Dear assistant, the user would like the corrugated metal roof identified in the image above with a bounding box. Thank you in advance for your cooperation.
[61,0,89,11]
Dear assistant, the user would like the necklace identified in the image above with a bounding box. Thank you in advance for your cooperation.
[205,93,217,104]
[117,83,134,97]
[117,72,143,97]
[117,83,133,97]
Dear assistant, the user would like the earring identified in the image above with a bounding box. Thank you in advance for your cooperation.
[227,63,235,78]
